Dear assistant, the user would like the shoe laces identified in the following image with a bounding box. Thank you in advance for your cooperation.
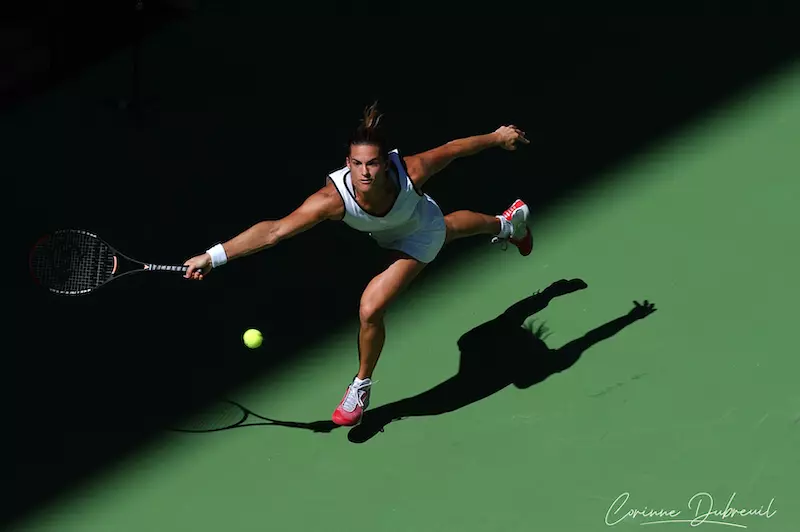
[342,379,372,411]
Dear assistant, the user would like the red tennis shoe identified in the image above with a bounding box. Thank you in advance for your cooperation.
[492,199,533,256]
[331,378,372,426]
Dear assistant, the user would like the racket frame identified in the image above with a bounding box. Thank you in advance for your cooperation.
[29,228,191,296]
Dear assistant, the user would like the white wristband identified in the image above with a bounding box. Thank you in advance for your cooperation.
[206,243,228,268]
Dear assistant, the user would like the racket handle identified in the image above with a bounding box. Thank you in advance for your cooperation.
[148,264,191,272]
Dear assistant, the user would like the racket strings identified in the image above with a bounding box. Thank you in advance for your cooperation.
[30,231,115,294]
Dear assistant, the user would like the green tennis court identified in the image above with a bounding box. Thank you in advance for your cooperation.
[12,60,799,532]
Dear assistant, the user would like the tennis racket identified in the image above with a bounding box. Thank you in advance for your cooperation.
[29,229,192,296]
[169,399,338,433]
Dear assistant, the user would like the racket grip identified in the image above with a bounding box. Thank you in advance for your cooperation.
[149,264,191,272]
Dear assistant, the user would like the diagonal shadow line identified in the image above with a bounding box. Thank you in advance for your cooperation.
[172,278,656,443]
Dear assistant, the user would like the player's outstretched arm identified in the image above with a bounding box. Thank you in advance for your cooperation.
[403,125,529,189]
[184,185,344,279]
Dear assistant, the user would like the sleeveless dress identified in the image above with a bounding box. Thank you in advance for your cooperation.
[327,149,446,263]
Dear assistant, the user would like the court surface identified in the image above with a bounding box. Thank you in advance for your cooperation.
[14,65,799,531]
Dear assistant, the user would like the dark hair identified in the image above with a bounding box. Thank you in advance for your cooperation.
[348,101,388,156]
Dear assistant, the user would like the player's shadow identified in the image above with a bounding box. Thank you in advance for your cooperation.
[171,279,655,441]
[346,278,656,443]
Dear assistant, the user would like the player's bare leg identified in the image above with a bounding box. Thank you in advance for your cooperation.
[357,254,425,378]
[332,252,426,426]
[444,199,533,255]
[444,211,501,243]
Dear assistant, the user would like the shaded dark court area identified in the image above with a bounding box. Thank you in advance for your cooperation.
[7,6,799,531]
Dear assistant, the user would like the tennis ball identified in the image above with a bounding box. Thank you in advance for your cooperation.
[243,328,263,349]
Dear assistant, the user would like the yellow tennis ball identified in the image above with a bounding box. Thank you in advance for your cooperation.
[243,328,263,348]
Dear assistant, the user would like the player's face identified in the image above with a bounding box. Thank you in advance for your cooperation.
[347,144,387,192]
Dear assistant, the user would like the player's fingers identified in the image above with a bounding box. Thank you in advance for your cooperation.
[184,264,194,278]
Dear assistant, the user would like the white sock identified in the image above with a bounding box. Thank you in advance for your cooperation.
[495,216,512,238]
[353,376,370,387]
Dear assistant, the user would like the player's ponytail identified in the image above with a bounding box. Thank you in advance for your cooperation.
[348,100,388,155]
[361,101,383,131]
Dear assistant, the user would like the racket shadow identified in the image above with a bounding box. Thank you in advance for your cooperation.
[168,399,339,434]
[347,278,657,443]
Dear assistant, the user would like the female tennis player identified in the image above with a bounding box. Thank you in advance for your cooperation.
[183,102,532,426]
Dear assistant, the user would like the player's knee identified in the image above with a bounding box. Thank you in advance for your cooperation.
[443,216,455,241]
[443,216,463,244]
[359,296,385,325]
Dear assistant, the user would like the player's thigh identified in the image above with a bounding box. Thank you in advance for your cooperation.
[360,251,426,320]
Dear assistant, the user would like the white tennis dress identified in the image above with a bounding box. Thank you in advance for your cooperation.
[327,149,447,263]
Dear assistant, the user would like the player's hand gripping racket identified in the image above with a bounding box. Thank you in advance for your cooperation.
[29,229,192,295]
